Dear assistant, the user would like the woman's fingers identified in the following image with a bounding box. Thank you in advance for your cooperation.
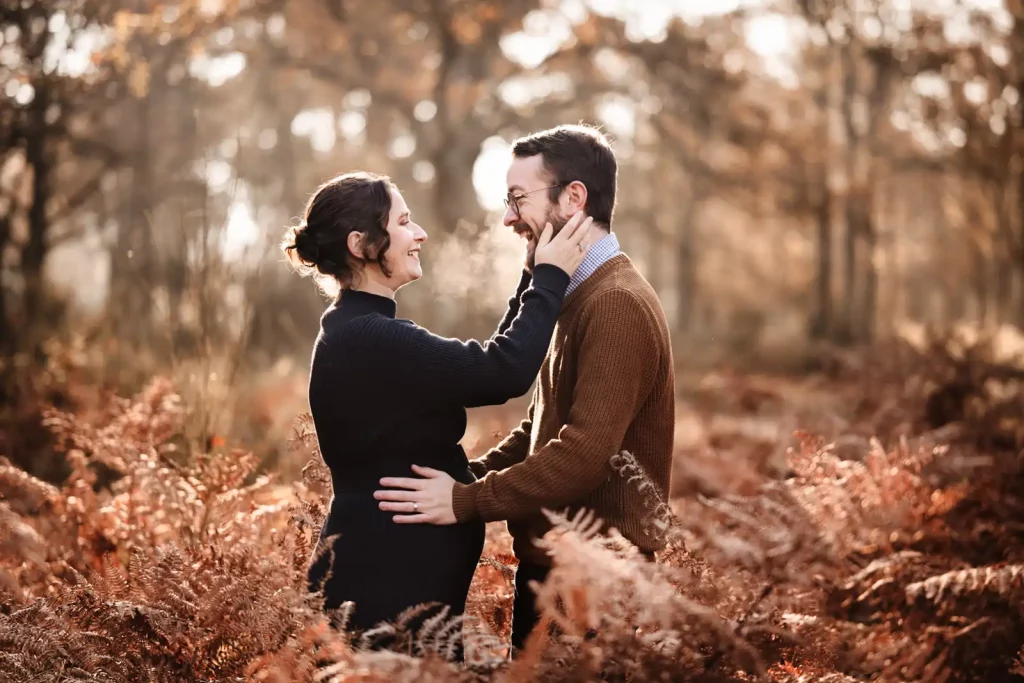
[550,212,594,247]
[570,217,595,244]
[537,222,553,247]
[532,212,595,276]
[555,210,587,240]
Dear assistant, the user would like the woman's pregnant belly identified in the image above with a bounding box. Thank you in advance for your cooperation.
[308,489,486,622]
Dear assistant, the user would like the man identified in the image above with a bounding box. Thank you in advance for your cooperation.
[374,124,675,655]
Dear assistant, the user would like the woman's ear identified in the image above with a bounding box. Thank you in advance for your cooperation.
[347,231,364,260]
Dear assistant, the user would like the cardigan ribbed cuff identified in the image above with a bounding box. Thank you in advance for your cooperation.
[452,481,481,523]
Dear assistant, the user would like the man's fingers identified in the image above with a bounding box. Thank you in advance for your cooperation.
[391,513,433,524]
[374,489,419,502]
[378,477,424,490]
[378,500,422,512]
[410,464,442,477]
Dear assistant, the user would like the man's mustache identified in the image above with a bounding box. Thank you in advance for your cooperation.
[513,223,534,240]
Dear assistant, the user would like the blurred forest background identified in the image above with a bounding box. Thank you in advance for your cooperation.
[3,0,1024,479]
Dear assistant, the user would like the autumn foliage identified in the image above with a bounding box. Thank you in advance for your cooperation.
[2,334,1024,682]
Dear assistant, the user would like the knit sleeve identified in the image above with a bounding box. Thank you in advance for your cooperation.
[344,264,567,408]
[490,269,532,340]
[451,289,659,522]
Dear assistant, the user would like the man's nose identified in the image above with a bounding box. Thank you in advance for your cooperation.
[502,206,518,227]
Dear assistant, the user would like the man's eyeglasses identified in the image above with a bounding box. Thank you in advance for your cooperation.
[504,184,565,215]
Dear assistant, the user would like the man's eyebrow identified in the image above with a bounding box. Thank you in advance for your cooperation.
[508,185,524,193]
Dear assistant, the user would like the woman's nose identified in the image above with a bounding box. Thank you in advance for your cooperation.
[414,224,428,242]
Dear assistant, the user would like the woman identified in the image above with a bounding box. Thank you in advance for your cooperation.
[281,171,593,659]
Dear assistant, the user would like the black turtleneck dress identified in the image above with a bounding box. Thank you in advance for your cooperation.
[304,264,569,651]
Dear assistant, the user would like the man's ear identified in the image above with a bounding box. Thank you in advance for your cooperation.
[346,231,364,259]
[564,180,588,214]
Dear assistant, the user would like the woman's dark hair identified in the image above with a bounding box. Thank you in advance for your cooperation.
[281,171,395,294]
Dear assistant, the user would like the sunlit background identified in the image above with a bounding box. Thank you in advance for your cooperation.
[3,0,1023,469]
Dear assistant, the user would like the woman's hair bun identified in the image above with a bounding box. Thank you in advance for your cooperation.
[280,171,395,296]
[291,223,319,266]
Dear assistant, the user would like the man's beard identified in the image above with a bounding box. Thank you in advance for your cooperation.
[519,207,568,271]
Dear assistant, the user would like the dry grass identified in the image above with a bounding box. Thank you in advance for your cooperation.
[1,334,1023,681]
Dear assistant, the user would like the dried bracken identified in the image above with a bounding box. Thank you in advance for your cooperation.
[826,550,971,623]
[1,336,1023,681]
[906,564,1024,619]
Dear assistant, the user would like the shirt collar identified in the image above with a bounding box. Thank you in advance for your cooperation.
[566,232,620,295]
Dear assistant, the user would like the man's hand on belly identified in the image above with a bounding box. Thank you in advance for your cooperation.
[374,465,457,525]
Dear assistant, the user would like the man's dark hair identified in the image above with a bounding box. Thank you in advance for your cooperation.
[511,124,617,227]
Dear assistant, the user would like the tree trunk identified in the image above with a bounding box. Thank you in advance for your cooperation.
[974,245,989,326]
[647,215,664,301]
[810,183,832,339]
[21,81,51,328]
[806,32,834,341]
[277,116,298,212]
[1011,0,1024,325]
[836,39,859,345]
[676,200,698,334]
[0,212,9,353]
[862,209,877,342]
[837,205,857,345]
[428,0,464,235]
[1017,60,1024,326]
[995,252,1013,327]
[114,90,155,345]
[993,180,1015,326]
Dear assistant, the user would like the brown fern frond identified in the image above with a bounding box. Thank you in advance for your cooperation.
[0,464,59,512]
[0,566,23,603]
[477,554,517,583]
[460,626,507,671]
[827,550,971,623]
[0,501,47,565]
[526,509,768,680]
[357,601,444,656]
[769,670,863,683]
[888,617,1018,683]
[906,564,1024,619]
[784,431,968,556]
[412,604,466,662]
[610,450,674,538]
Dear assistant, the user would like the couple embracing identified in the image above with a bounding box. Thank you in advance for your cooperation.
[282,124,675,660]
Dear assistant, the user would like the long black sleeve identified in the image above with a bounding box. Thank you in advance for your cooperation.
[491,269,532,340]
[340,264,568,408]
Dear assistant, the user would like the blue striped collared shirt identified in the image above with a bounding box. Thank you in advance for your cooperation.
[566,232,620,296]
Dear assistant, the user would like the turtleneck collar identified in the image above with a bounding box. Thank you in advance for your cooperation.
[332,288,398,320]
